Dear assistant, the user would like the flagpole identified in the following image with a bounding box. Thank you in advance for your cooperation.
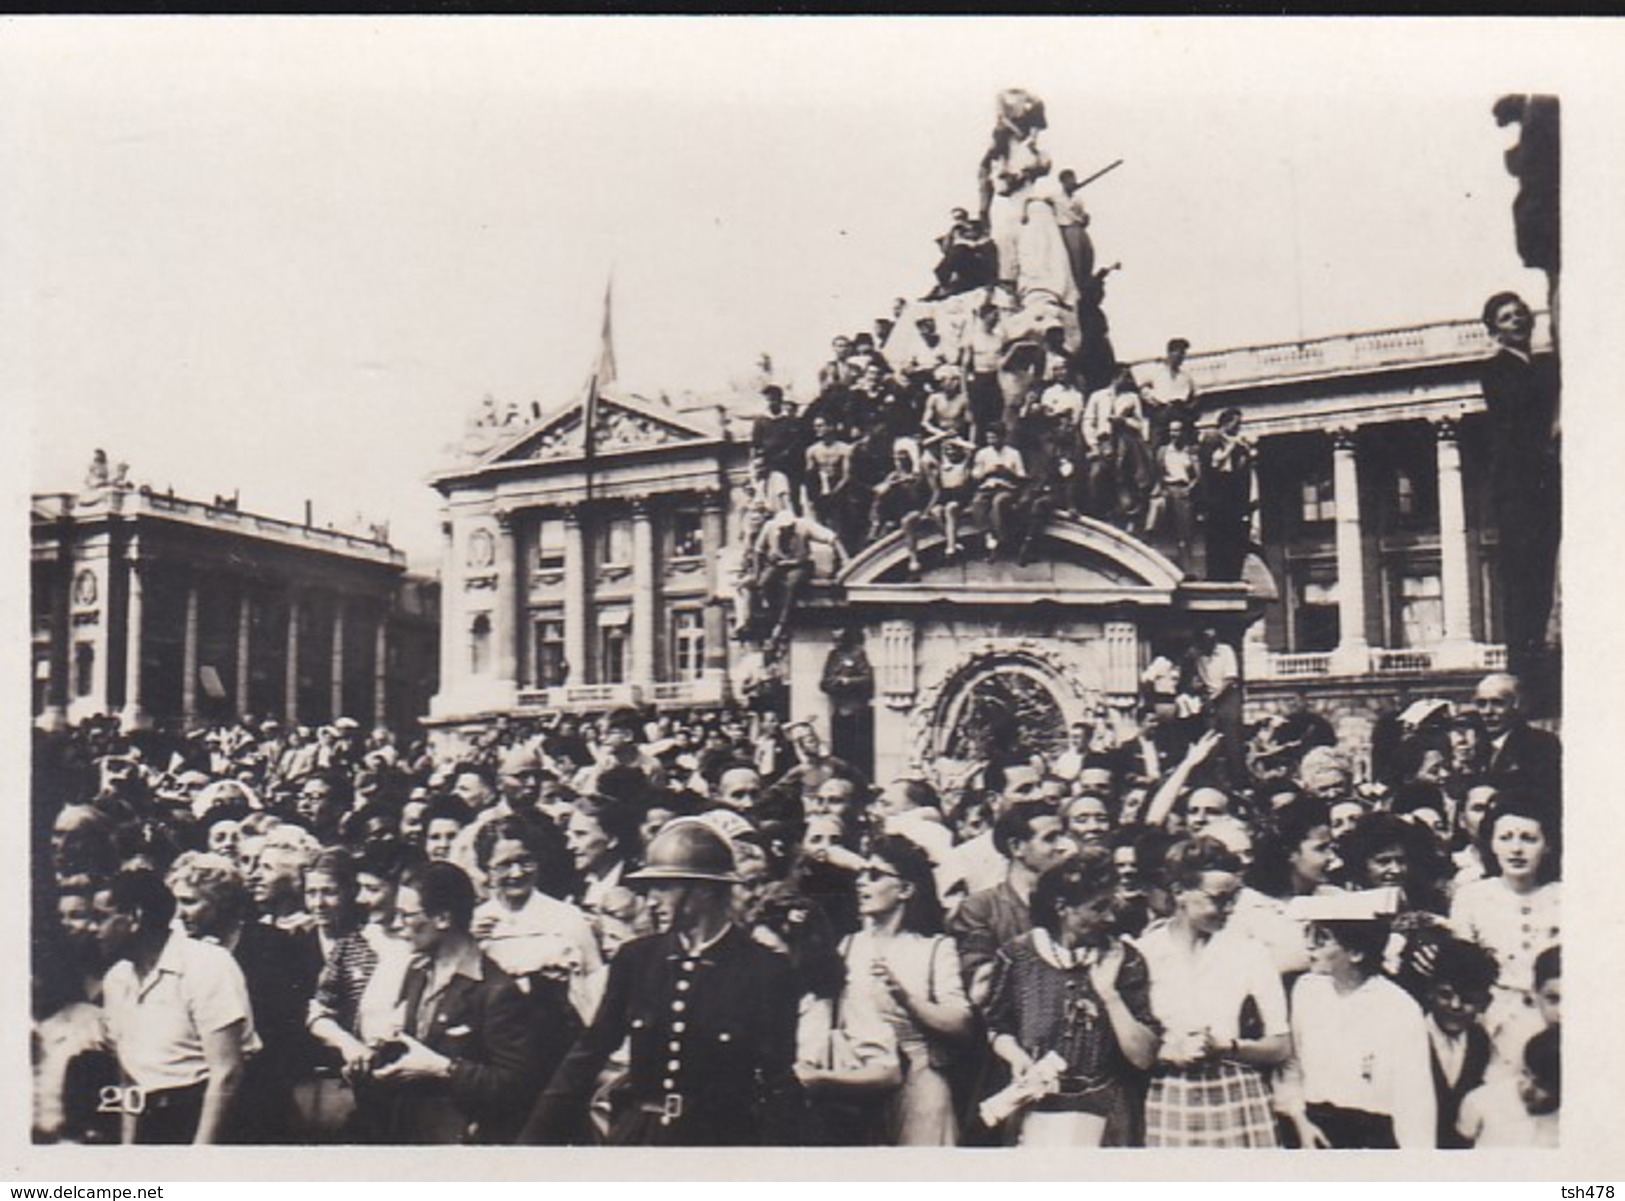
[583,273,614,504]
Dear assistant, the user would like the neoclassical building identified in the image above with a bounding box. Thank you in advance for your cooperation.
[425,309,1555,772]
[31,484,439,734]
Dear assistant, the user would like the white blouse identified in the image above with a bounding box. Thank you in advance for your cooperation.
[1284,972,1436,1149]
[1135,921,1289,1045]
[1449,878,1561,996]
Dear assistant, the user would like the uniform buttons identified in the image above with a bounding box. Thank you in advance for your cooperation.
[673,1021,687,1033]
[667,1059,681,1072]
[673,1000,687,1013]
[669,1041,682,1053]
[682,960,697,973]
[663,1078,676,1090]
[677,980,692,992]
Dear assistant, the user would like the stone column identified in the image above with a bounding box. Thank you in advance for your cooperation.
[285,592,301,723]
[330,599,346,720]
[701,492,729,677]
[235,589,252,718]
[181,578,200,728]
[1330,428,1370,675]
[119,554,148,732]
[435,520,458,710]
[493,510,518,688]
[631,500,657,690]
[374,617,389,730]
[562,506,588,690]
[1433,419,1475,664]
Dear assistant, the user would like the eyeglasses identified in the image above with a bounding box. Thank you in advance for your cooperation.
[858,865,900,882]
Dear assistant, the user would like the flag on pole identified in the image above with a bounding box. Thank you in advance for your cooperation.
[583,276,615,462]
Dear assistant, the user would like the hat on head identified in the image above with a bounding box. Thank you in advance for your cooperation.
[626,817,741,886]
[1286,886,1401,923]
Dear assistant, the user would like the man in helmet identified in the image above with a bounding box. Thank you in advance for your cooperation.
[517,818,802,1145]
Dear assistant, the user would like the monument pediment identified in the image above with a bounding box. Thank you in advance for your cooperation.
[838,515,1187,605]
[484,393,721,468]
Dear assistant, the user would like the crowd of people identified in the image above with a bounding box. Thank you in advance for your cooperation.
[32,668,1560,1149]
[746,326,1248,595]
[731,92,1254,656]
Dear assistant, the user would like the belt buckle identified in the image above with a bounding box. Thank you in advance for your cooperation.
[661,1093,684,1124]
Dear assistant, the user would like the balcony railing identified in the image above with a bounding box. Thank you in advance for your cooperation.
[1130,313,1552,393]
[1271,652,1333,679]
[1254,643,1506,681]
[516,673,728,712]
[1371,649,1435,673]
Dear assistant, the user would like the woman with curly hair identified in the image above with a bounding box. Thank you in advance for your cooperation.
[983,847,1159,1145]
[1449,791,1560,1071]
[1138,835,1290,1147]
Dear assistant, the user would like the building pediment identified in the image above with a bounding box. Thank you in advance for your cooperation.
[484,392,722,468]
[837,515,1190,607]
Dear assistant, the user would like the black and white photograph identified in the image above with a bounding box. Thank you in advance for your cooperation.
[7,15,1620,1182]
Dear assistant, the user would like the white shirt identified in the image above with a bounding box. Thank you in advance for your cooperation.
[475,889,604,981]
[1140,360,1197,409]
[102,933,260,1092]
[1135,920,1288,1045]
[937,830,1006,905]
[1286,972,1436,1150]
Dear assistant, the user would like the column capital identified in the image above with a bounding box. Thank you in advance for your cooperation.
[630,497,654,521]
[560,502,583,526]
[492,506,515,534]
[1331,426,1359,452]
[1430,416,1461,442]
[698,488,728,513]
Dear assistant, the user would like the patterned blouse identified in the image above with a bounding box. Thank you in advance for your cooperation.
[311,929,381,1036]
[984,930,1158,1134]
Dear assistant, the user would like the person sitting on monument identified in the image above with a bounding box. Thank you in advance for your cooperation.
[970,422,1026,562]
[905,437,970,565]
[752,502,848,645]
[928,208,998,300]
[869,443,935,576]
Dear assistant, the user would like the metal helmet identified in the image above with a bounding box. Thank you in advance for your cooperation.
[626,817,741,886]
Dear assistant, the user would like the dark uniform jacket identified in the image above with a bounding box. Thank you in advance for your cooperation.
[519,924,802,1146]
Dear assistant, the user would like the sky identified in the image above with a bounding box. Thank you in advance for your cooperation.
[1,17,1608,570]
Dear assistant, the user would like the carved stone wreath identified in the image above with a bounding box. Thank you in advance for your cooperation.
[905,637,1105,781]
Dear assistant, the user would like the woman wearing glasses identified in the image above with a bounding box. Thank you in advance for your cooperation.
[836,836,975,1145]
[1136,835,1291,1147]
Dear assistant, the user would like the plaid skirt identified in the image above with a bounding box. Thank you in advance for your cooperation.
[1144,1062,1278,1148]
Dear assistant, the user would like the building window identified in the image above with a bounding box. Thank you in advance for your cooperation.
[535,518,565,573]
[1300,471,1336,524]
[73,643,95,698]
[672,609,705,681]
[1397,573,1444,648]
[1294,574,1341,652]
[671,510,704,559]
[600,623,628,685]
[534,613,566,687]
[470,614,491,675]
[1394,469,1416,519]
[599,516,633,568]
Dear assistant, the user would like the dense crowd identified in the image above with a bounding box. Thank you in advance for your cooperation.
[742,288,1245,608]
[32,668,1560,1149]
